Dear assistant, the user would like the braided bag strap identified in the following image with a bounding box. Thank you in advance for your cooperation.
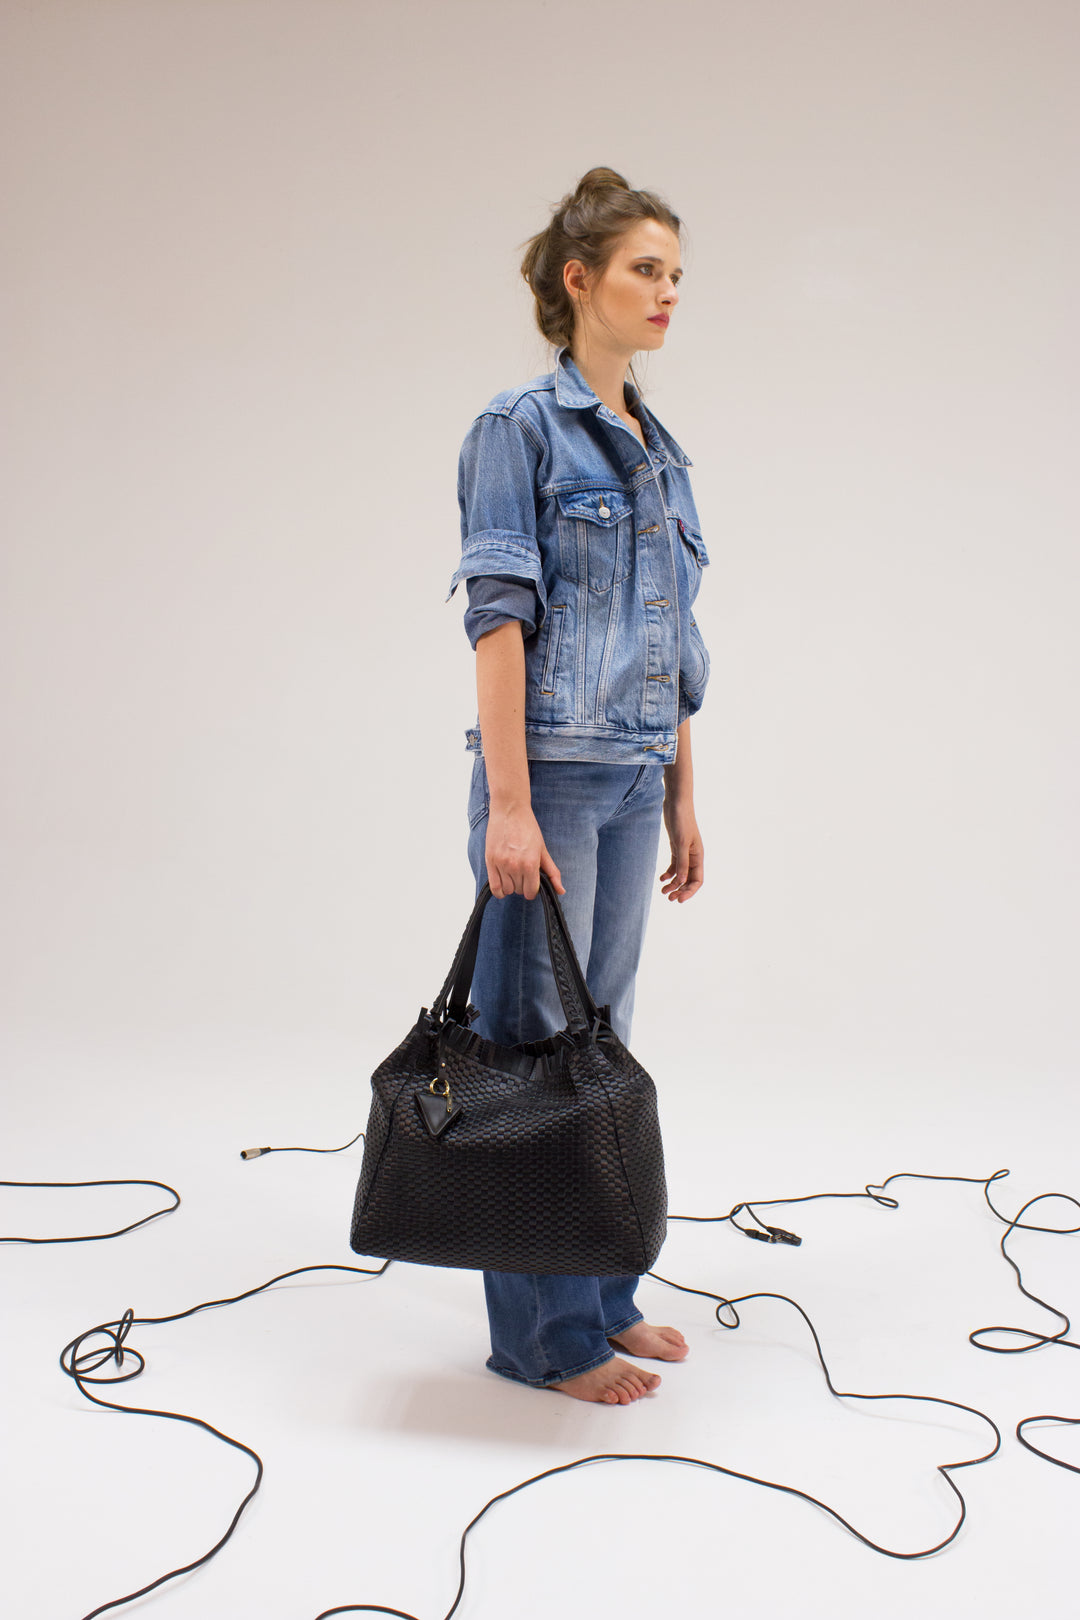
[430,874,597,1034]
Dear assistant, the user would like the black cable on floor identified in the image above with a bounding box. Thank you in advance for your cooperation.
[61,1257,1002,1620]
[664,1166,1080,1476]
[966,1183,1080,1472]
[57,1167,1036,1620]
[667,1165,1016,1244]
[60,1260,391,1620]
[313,1176,1018,1620]
[240,1130,365,1161]
[1,1124,368,1244]
[313,1397,1001,1618]
[26,1151,1072,1616]
[1016,1415,1080,1473]
[969,1185,1080,1352]
[0,1178,180,1243]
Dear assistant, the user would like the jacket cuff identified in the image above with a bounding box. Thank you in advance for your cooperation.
[444,530,546,610]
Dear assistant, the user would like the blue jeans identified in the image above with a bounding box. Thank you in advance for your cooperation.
[465,755,667,1386]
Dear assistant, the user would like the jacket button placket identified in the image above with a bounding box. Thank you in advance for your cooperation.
[601,410,682,758]
[635,475,679,748]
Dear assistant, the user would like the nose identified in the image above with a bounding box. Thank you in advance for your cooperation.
[660,277,679,306]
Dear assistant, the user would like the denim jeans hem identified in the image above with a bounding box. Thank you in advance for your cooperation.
[485,1345,618,1389]
[603,1308,645,1340]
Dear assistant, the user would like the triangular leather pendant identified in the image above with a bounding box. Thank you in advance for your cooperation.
[416,1090,463,1140]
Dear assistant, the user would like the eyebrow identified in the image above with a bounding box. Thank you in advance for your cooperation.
[633,255,684,274]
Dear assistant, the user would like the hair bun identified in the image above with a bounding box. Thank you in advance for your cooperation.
[573,166,631,201]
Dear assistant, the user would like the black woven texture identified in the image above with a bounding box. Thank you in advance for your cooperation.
[349,876,668,1275]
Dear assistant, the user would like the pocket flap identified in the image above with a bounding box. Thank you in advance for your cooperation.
[676,515,710,566]
[556,488,632,527]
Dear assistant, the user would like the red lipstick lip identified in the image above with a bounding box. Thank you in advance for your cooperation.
[647,315,669,327]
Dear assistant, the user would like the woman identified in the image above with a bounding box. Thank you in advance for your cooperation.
[445,167,710,1405]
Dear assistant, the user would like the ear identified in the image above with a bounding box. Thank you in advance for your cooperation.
[563,258,590,301]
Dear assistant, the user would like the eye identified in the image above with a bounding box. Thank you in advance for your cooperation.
[635,263,682,286]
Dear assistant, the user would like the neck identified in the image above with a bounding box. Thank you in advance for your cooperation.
[568,342,634,417]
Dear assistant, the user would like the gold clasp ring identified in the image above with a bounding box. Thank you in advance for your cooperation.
[429,1075,453,1112]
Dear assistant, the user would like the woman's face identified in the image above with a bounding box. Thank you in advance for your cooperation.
[568,218,682,358]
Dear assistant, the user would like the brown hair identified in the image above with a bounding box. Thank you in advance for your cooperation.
[520,167,683,379]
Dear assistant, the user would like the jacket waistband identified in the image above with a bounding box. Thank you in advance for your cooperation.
[465,725,676,766]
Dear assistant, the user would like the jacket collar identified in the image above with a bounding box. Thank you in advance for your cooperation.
[552,346,692,467]
[553,345,604,410]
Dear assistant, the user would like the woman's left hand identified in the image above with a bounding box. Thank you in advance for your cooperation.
[659,795,704,902]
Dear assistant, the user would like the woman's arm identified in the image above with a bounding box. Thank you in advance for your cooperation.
[660,716,704,902]
[475,620,564,901]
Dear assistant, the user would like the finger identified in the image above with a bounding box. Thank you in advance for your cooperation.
[540,848,565,894]
[661,854,695,897]
[490,860,521,900]
[485,837,507,898]
[667,851,705,901]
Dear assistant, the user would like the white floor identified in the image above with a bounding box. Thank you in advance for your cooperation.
[4,1033,1078,1620]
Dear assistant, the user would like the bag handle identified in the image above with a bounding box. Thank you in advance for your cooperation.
[431,872,598,1035]
[535,875,600,1030]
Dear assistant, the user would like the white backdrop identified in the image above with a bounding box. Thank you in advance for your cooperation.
[2,4,1078,1618]
[3,0,1076,1108]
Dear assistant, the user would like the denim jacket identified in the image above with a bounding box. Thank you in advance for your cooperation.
[446,346,710,765]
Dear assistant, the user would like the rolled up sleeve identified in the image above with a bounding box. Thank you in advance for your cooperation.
[445,411,547,627]
[463,574,539,649]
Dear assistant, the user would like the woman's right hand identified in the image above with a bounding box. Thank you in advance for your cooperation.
[485,803,564,901]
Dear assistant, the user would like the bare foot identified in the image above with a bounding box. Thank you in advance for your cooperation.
[550,1355,662,1405]
[607,1322,689,1362]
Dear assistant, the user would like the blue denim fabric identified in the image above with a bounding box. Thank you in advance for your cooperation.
[482,1272,643,1388]
[463,573,538,649]
[466,755,666,1386]
[446,347,711,766]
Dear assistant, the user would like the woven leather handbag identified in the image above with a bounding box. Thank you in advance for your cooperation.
[349,872,667,1275]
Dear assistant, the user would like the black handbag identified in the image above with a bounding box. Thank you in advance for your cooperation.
[349,872,667,1275]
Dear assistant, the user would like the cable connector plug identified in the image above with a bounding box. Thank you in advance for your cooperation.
[741,1224,802,1245]
[767,1226,802,1246]
[240,1147,272,1161]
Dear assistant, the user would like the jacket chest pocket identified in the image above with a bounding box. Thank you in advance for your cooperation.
[556,489,634,593]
